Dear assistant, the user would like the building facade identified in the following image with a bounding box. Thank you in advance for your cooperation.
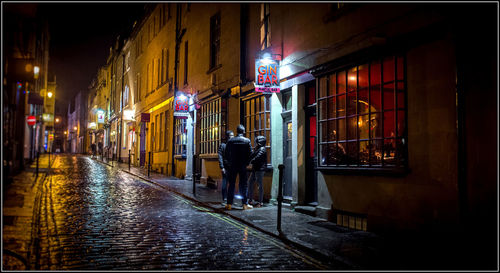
[84,3,496,235]
[3,4,50,180]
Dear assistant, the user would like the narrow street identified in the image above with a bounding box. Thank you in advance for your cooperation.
[24,154,335,270]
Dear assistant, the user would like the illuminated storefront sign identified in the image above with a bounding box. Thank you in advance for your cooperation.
[173,92,189,118]
[97,110,105,124]
[88,122,97,129]
[255,57,280,94]
[123,109,134,121]
[42,113,54,122]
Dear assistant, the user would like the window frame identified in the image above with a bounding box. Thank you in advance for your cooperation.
[241,93,272,168]
[174,118,187,157]
[209,12,221,70]
[200,97,226,156]
[316,54,408,174]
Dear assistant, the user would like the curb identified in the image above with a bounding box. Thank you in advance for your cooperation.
[93,159,353,268]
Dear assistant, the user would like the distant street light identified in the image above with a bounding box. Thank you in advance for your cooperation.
[55,118,60,123]
[74,126,77,131]
[47,91,53,98]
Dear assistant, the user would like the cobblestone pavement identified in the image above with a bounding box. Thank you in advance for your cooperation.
[22,154,342,270]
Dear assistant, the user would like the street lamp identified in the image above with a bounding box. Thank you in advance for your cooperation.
[47,91,53,98]
[55,118,60,123]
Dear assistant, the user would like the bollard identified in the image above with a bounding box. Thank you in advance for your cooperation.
[128,150,131,171]
[148,151,151,177]
[277,164,285,235]
[36,149,39,178]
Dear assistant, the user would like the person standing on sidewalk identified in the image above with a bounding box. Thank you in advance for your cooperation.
[247,135,267,208]
[218,130,234,205]
[225,124,253,210]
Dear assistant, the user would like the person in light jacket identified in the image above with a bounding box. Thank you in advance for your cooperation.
[218,130,234,204]
[247,135,267,208]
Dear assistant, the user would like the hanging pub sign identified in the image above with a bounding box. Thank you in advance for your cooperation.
[140,113,150,122]
[255,57,280,94]
[173,92,189,118]
[97,110,105,124]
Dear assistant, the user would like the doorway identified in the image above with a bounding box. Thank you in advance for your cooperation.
[304,82,318,205]
[140,123,146,166]
[281,89,293,200]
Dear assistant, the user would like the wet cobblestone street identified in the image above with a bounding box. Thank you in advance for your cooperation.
[24,155,333,270]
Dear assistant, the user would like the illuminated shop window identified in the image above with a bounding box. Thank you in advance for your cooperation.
[317,56,407,169]
[242,94,271,165]
[200,98,226,155]
[175,118,187,157]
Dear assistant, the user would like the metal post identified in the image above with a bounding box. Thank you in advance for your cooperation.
[148,151,151,177]
[277,164,285,235]
[36,149,39,178]
[128,149,131,171]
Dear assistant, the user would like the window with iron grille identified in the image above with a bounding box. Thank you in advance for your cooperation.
[200,98,226,155]
[175,118,187,157]
[210,12,221,69]
[317,55,407,169]
[242,94,271,166]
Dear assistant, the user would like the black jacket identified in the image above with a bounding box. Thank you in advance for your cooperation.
[250,135,267,170]
[225,134,253,170]
[217,142,228,169]
[250,146,267,171]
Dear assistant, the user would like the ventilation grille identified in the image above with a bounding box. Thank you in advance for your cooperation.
[333,209,368,231]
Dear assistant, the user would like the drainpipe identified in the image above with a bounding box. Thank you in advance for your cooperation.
[172,4,185,177]
[118,51,125,162]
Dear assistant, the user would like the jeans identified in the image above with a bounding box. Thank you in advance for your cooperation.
[227,167,248,205]
[248,170,264,204]
[221,171,227,200]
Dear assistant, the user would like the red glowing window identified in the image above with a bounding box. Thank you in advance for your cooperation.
[317,55,407,169]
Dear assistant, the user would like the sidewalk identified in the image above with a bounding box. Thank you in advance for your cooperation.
[95,157,389,269]
[3,154,54,270]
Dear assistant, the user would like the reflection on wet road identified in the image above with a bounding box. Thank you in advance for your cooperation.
[31,155,328,270]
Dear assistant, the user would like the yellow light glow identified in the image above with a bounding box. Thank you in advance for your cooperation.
[349,76,356,81]
[55,118,60,123]
[74,126,77,131]
[64,131,67,135]
[34,66,40,79]
[47,91,53,98]
[149,97,174,113]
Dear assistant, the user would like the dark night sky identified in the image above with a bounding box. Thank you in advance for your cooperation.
[37,2,145,105]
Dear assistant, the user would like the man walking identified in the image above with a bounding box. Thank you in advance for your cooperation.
[225,124,253,210]
[218,130,234,205]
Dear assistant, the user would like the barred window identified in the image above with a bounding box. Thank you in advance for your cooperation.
[242,94,271,165]
[175,118,187,156]
[200,98,226,155]
[317,55,407,168]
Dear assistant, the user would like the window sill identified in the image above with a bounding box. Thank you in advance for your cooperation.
[199,154,218,159]
[174,155,187,159]
[206,64,222,74]
[316,166,410,177]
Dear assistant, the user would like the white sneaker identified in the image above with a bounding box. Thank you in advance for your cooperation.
[243,204,253,210]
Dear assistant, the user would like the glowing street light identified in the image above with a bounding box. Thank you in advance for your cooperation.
[55,118,60,123]
[74,126,77,131]
[47,91,53,98]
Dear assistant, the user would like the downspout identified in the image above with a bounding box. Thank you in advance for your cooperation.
[172,3,184,177]
[118,52,125,162]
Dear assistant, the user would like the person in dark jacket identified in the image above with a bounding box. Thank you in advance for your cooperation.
[225,124,253,210]
[218,130,234,204]
[247,135,267,208]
